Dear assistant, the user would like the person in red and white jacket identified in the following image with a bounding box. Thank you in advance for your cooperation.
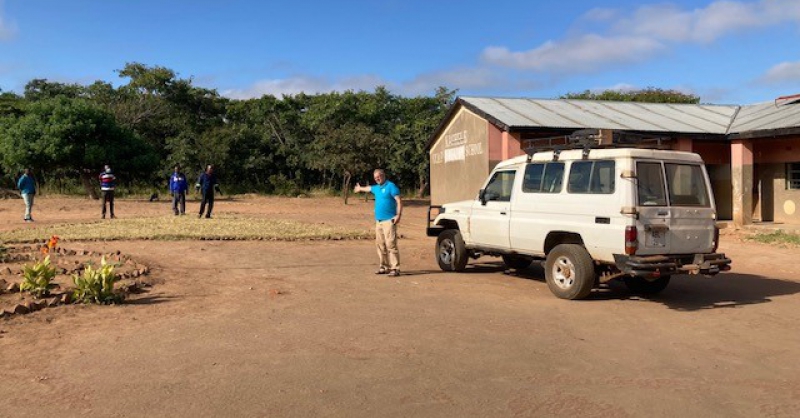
[99,165,116,219]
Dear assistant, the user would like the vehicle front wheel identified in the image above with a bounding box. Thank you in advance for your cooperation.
[544,244,595,300]
[502,255,534,270]
[436,229,468,272]
[623,276,671,295]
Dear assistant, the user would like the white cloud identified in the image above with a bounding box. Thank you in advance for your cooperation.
[481,34,663,72]
[402,67,498,96]
[222,67,532,99]
[0,1,17,41]
[761,61,800,84]
[482,0,800,75]
[222,74,388,99]
[619,0,800,43]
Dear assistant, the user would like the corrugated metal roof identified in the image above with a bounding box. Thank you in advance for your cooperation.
[460,97,739,134]
[728,100,800,134]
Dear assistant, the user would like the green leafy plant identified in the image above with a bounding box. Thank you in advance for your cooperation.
[72,256,122,304]
[20,255,57,298]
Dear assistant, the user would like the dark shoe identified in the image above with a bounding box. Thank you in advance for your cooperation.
[375,267,388,275]
[388,270,400,277]
[198,214,202,218]
[205,215,212,219]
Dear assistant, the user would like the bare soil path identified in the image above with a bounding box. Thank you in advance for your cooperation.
[1,196,799,417]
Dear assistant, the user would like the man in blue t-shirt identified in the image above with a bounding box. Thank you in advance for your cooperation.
[354,169,403,277]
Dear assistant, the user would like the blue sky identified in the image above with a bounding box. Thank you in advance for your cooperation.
[0,0,798,104]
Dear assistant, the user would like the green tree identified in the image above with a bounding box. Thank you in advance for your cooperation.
[307,122,388,204]
[561,87,700,104]
[0,97,157,198]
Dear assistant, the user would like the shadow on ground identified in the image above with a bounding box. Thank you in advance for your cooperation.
[468,261,800,311]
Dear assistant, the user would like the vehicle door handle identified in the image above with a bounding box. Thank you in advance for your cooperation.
[657,210,668,216]
[500,211,507,215]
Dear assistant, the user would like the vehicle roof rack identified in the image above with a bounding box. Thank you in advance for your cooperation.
[523,129,671,160]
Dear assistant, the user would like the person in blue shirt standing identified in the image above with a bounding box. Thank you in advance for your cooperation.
[354,168,403,277]
[169,164,188,215]
[17,168,36,222]
[196,164,221,218]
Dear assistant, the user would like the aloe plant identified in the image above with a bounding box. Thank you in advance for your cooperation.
[20,255,57,298]
[72,256,122,304]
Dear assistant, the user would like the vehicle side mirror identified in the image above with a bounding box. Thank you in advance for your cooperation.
[478,189,487,205]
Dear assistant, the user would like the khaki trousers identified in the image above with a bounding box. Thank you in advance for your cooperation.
[375,220,400,270]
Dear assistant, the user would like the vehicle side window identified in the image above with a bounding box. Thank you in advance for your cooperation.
[568,161,592,193]
[523,163,564,193]
[665,164,710,206]
[522,164,544,192]
[483,171,516,202]
[636,162,667,206]
[569,160,616,194]
[542,163,565,193]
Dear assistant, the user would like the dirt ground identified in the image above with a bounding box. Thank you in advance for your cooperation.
[1,195,799,417]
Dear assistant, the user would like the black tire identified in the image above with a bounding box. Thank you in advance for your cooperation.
[544,244,595,300]
[623,276,671,295]
[502,255,533,270]
[436,229,468,272]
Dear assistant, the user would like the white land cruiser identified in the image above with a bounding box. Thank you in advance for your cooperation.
[427,147,732,300]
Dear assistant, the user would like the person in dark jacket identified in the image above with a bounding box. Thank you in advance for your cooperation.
[169,164,188,215]
[196,164,221,218]
[99,165,116,219]
[17,168,36,222]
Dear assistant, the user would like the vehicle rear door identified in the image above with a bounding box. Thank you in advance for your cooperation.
[635,161,715,255]
[664,163,715,254]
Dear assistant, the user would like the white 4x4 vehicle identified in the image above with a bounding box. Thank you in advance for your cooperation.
[427,148,731,300]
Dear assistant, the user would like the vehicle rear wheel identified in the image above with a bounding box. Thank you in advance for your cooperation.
[502,255,534,270]
[623,276,671,295]
[544,244,595,300]
[436,229,468,272]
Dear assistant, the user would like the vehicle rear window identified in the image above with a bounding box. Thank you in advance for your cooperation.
[568,160,615,194]
[665,163,710,206]
[636,162,667,206]
[636,162,710,207]
[523,162,564,193]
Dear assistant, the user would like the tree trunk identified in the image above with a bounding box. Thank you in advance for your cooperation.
[80,169,100,200]
[417,175,429,198]
[342,171,351,205]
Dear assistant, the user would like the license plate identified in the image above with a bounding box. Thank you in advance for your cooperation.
[646,230,666,247]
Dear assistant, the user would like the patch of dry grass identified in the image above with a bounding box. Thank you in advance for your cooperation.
[0,215,371,242]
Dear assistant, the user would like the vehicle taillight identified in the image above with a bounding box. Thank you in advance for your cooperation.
[712,226,720,252]
[625,225,638,255]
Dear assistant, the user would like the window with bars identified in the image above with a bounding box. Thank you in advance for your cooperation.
[788,163,800,190]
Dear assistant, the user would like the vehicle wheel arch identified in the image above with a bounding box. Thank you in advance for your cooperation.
[437,219,460,231]
[544,231,585,254]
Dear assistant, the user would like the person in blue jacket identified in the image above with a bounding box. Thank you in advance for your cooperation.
[169,164,188,215]
[17,168,36,222]
[196,164,221,218]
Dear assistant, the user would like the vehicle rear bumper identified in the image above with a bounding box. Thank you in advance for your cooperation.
[614,253,732,277]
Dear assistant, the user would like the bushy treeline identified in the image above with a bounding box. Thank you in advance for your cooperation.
[0,63,455,198]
